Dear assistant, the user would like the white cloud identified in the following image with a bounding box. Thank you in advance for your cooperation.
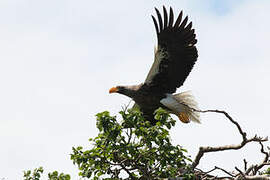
[0,0,269,179]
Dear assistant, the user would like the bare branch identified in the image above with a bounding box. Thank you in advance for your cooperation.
[215,166,236,177]
[194,167,235,179]
[191,109,268,169]
[254,142,270,174]
[196,110,246,139]
[243,175,270,180]
[244,142,270,176]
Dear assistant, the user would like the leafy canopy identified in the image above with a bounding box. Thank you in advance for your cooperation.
[71,108,193,179]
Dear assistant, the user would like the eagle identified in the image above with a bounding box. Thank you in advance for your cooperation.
[109,7,200,125]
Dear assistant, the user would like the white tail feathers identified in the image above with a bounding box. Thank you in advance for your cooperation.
[173,91,200,123]
[160,92,200,123]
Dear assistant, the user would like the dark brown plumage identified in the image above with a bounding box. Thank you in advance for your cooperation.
[109,7,199,124]
[147,7,198,94]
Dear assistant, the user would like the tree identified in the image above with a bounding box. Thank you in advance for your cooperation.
[71,108,194,179]
[23,107,270,179]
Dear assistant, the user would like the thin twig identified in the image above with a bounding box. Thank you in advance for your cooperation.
[252,142,270,175]
[235,166,245,178]
[244,159,248,172]
[215,166,236,178]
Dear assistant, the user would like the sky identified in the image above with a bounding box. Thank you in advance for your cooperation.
[0,0,269,179]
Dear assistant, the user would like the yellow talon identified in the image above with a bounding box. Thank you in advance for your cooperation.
[178,112,190,123]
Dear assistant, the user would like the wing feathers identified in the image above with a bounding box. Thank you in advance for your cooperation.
[163,6,168,29]
[155,8,163,33]
[168,7,174,27]
[184,22,193,32]
[184,34,196,43]
[145,7,198,94]
[151,15,159,35]
[179,16,188,29]
[183,29,194,38]
[174,11,183,28]
[190,38,197,45]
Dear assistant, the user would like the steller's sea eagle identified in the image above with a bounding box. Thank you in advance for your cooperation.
[109,7,200,125]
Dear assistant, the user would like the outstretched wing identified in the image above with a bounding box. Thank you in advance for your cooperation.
[144,6,198,94]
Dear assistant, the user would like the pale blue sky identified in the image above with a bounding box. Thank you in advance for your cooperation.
[0,1,269,179]
[195,0,245,15]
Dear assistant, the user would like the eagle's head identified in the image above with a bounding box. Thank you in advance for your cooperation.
[109,85,141,98]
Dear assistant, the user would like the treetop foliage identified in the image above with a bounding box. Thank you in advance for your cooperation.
[71,108,194,179]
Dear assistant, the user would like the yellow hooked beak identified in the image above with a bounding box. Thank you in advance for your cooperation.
[109,87,118,93]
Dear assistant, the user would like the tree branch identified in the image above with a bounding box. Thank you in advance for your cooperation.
[252,142,270,175]
[191,109,268,170]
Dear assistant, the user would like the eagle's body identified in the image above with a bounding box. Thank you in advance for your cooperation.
[109,7,200,124]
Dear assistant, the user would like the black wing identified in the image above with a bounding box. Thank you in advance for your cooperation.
[144,6,198,94]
